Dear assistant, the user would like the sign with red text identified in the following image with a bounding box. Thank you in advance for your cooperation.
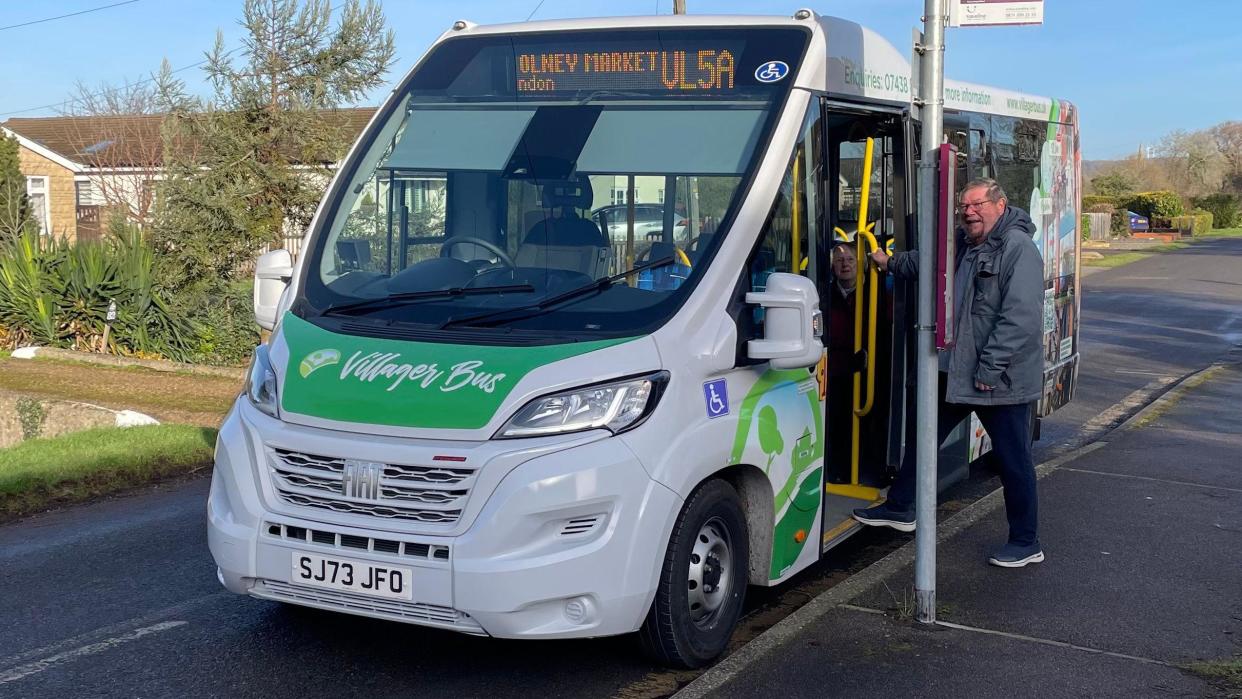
[949,0,1044,27]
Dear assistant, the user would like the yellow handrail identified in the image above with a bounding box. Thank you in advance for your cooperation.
[850,138,878,488]
[854,227,879,418]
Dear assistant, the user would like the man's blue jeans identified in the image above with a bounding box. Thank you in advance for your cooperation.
[886,374,1039,547]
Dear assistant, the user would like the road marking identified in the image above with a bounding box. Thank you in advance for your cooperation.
[838,605,1171,666]
[1112,369,1166,376]
[0,591,226,673]
[1081,376,1176,435]
[1061,467,1242,494]
[0,621,187,685]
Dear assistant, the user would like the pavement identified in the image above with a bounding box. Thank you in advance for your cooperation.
[677,362,1242,699]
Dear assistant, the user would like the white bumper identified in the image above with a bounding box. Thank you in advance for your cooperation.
[208,400,681,639]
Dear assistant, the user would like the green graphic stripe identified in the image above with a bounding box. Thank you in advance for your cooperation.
[727,368,825,578]
[279,313,633,430]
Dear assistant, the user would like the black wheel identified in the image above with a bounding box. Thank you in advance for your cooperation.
[639,479,749,668]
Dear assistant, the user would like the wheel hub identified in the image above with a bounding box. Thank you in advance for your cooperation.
[686,517,733,627]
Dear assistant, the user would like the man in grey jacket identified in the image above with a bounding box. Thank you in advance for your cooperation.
[852,178,1046,568]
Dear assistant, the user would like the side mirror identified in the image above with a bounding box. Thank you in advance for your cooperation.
[745,272,823,369]
[254,249,293,331]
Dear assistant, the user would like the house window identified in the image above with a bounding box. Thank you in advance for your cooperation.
[610,187,628,206]
[26,176,50,235]
[76,180,96,206]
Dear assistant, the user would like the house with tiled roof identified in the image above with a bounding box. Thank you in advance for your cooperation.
[2,107,377,242]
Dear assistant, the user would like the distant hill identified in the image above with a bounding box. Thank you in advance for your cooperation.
[1083,160,1122,180]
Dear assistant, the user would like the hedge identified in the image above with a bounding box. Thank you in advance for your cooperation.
[1083,194,1126,210]
[1170,211,1213,236]
[1190,193,1239,229]
[1125,191,1185,225]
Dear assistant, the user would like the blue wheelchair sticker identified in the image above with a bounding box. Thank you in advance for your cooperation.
[703,379,730,419]
[754,60,789,83]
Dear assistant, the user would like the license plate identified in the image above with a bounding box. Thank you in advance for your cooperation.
[291,553,413,601]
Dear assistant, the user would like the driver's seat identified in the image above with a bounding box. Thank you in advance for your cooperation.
[515,178,610,279]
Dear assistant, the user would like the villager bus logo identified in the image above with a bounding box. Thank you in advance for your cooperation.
[300,349,508,395]
[299,348,341,377]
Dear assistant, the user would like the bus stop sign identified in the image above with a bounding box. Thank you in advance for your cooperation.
[949,0,1044,27]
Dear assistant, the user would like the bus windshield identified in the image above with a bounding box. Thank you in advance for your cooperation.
[297,27,808,340]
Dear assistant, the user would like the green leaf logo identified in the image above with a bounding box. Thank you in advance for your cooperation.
[299,348,340,378]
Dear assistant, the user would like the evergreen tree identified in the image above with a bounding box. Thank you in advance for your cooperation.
[0,134,33,243]
[153,0,394,297]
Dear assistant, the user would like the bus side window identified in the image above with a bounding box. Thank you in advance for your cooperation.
[836,135,894,240]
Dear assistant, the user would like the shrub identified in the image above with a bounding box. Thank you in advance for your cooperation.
[1124,191,1185,226]
[182,280,260,367]
[0,228,197,360]
[1083,195,1122,210]
[1171,211,1213,236]
[1080,214,1091,241]
[1190,193,1239,229]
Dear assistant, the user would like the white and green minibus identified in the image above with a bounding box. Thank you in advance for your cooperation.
[210,9,1081,667]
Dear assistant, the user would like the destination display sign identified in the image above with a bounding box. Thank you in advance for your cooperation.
[515,44,743,94]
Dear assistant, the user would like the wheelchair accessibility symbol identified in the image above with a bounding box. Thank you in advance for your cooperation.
[754,60,789,83]
[703,379,730,419]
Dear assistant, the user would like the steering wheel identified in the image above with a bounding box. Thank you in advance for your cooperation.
[438,236,515,270]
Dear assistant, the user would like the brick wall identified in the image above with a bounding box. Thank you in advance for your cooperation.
[16,146,77,242]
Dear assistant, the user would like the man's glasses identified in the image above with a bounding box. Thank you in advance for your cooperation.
[956,198,996,214]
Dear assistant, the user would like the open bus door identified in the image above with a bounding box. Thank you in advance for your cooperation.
[818,103,913,552]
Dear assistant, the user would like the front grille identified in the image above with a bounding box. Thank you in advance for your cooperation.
[269,448,474,525]
[254,580,485,634]
[265,522,450,561]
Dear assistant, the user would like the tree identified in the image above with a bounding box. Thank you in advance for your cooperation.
[61,73,172,227]
[1089,170,1140,197]
[1087,150,1170,198]
[153,0,394,296]
[1210,121,1242,194]
[0,134,34,243]
[1157,129,1227,198]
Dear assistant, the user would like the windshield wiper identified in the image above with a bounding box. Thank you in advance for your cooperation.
[438,256,677,330]
[322,284,534,317]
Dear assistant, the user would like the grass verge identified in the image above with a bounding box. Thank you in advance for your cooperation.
[1200,226,1242,239]
[0,357,238,427]
[1085,251,1152,268]
[1183,656,1242,695]
[0,424,217,521]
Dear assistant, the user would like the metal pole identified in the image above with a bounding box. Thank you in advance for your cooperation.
[914,0,945,625]
[673,0,686,14]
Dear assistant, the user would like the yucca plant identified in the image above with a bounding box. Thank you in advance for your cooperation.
[59,237,122,352]
[108,224,197,361]
[0,225,198,361]
[0,232,62,346]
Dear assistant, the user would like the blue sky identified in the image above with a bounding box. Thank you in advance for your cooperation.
[0,0,1237,159]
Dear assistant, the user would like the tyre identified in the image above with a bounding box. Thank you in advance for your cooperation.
[639,478,749,668]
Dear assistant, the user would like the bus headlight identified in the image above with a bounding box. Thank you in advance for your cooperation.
[244,344,279,417]
[497,372,668,439]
